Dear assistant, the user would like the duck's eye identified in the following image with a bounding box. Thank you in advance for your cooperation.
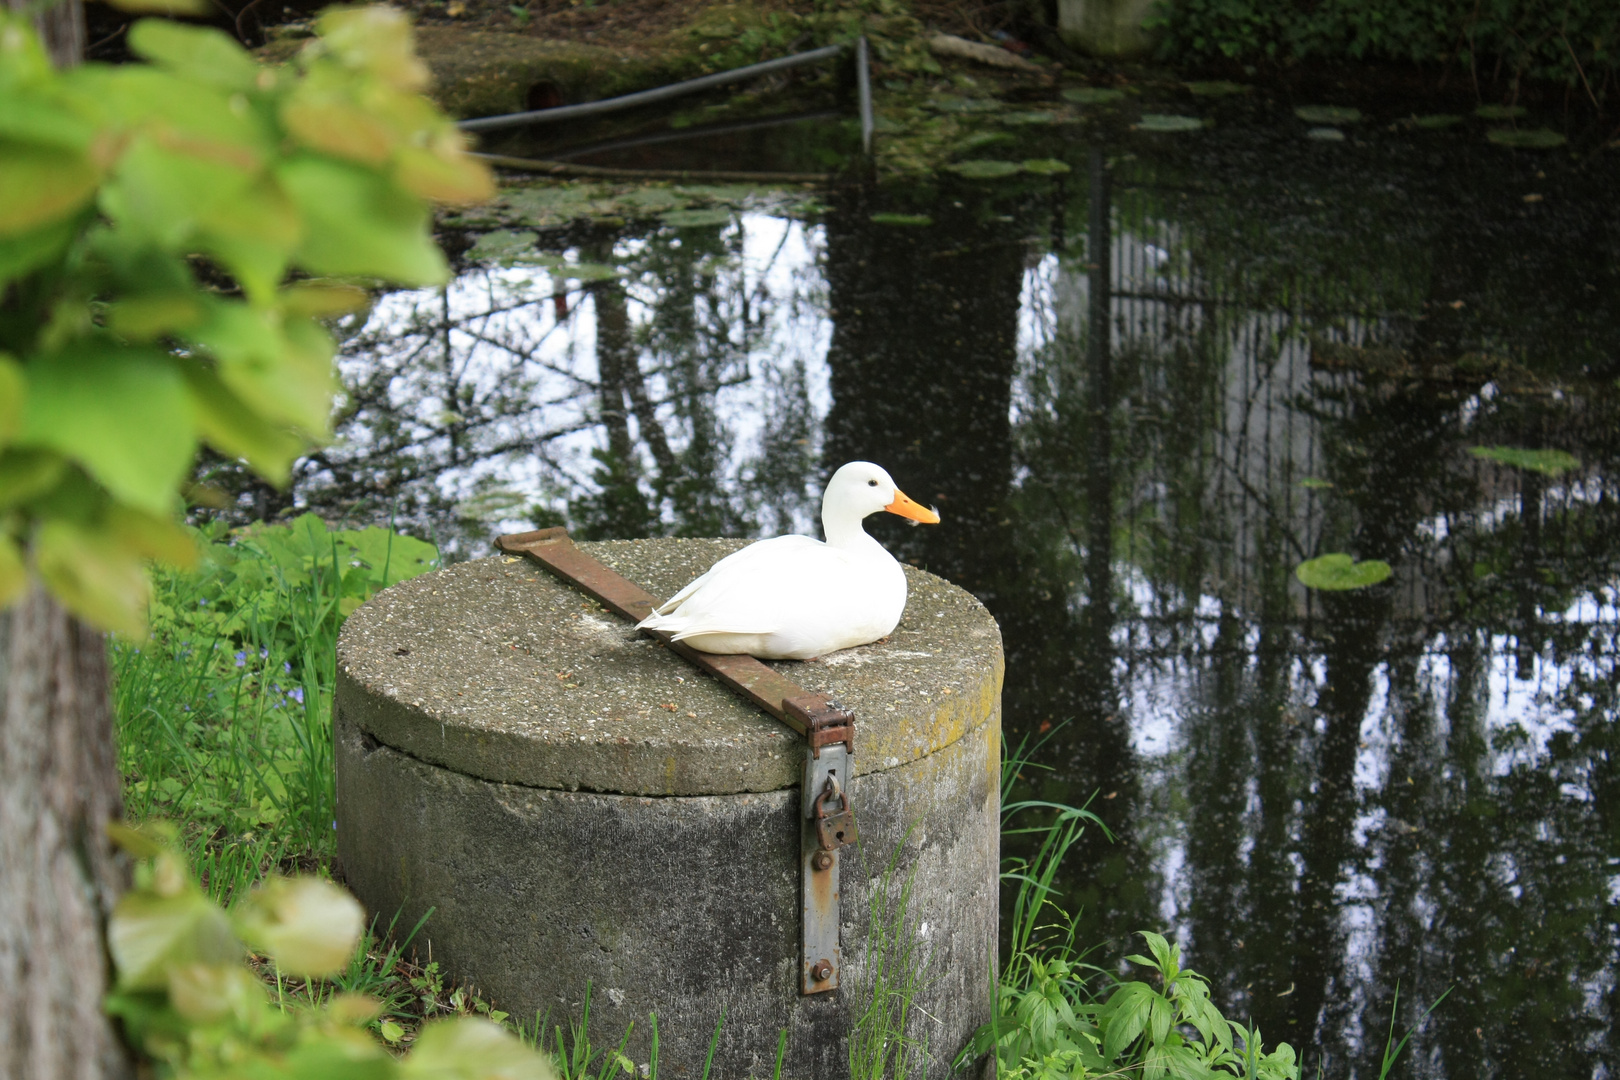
[868,479,879,487]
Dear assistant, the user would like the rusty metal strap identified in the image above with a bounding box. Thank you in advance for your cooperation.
[495,528,854,749]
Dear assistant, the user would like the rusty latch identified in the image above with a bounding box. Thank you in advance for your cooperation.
[813,774,858,851]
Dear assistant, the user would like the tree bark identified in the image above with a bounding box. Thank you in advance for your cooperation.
[2,0,85,68]
[0,588,132,1080]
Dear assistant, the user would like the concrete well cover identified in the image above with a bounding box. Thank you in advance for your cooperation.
[336,538,1004,796]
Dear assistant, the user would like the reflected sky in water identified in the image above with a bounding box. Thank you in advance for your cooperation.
[229,113,1620,1077]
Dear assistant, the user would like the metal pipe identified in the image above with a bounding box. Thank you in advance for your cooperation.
[457,43,848,134]
[546,109,842,162]
[855,36,873,155]
[468,152,828,185]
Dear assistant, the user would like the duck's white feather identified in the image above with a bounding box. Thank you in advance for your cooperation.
[635,462,934,660]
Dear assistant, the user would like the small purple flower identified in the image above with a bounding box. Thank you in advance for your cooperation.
[259,647,268,659]
[283,661,292,674]
[235,651,247,667]
[289,687,305,705]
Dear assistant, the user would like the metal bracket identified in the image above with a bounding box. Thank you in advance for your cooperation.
[801,743,855,993]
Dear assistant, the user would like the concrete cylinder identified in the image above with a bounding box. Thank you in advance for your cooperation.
[335,538,1001,1079]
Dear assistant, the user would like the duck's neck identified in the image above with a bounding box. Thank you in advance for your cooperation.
[822,511,886,556]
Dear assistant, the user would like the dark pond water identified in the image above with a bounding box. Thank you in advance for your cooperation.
[218,88,1620,1077]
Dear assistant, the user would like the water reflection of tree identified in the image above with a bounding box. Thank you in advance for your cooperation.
[1012,146,1620,1077]
[256,217,826,553]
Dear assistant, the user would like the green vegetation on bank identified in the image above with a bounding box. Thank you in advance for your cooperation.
[1149,0,1619,99]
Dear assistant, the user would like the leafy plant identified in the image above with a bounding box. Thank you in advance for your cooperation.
[115,516,439,897]
[103,822,556,1079]
[0,4,489,636]
[1146,0,1619,100]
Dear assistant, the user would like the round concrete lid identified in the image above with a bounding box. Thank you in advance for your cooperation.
[337,538,1002,796]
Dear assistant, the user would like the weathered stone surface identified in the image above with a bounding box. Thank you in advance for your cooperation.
[335,538,1001,1079]
[336,539,1003,797]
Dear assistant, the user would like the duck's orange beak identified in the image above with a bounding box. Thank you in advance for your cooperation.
[885,488,941,524]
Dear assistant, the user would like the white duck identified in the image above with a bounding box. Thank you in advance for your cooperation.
[636,461,940,659]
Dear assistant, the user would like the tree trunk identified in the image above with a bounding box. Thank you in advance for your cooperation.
[0,588,133,1080]
[2,0,84,68]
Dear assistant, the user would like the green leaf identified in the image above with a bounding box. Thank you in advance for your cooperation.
[1412,113,1463,129]
[1185,80,1249,97]
[34,518,154,637]
[1486,127,1566,149]
[402,1017,560,1079]
[21,344,195,514]
[1294,553,1393,591]
[108,876,239,991]
[1468,445,1579,476]
[1475,104,1527,119]
[1299,477,1333,489]
[127,19,259,90]
[277,154,448,285]
[0,448,68,508]
[103,0,211,14]
[1061,87,1124,104]
[1102,981,1152,1062]
[659,207,734,228]
[1000,110,1059,125]
[0,216,78,289]
[186,300,336,435]
[167,962,265,1024]
[180,360,307,482]
[380,1019,405,1043]
[100,134,260,249]
[1021,158,1071,175]
[0,352,21,441]
[1307,126,1346,142]
[234,876,364,977]
[1136,114,1206,133]
[0,139,99,235]
[944,159,1023,179]
[467,228,538,261]
[1294,105,1361,124]
[869,212,933,227]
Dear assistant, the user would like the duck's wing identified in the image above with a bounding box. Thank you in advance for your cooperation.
[638,536,833,635]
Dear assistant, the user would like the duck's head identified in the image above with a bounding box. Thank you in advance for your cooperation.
[823,462,941,532]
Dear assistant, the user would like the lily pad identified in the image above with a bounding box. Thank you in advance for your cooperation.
[1475,104,1527,119]
[1486,127,1566,149]
[1185,80,1250,97]
[929,95,1003,113]
[1001,110,1061,125]
[1468,446,1580,476]
[1294,105,1362,124]
[1061,87,1126,105]
[659,208,735,228]
[530,255,620,282]
[1307,126,1346,142]
[467,229,538,261]
[1295,553,1393,591]
[1136,114,1206,133]
[955,131,1016,154]
[1021,158,1072,175]
[1412,113,1463,129]
[943,159,1023,179]
[869,212,933,227]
